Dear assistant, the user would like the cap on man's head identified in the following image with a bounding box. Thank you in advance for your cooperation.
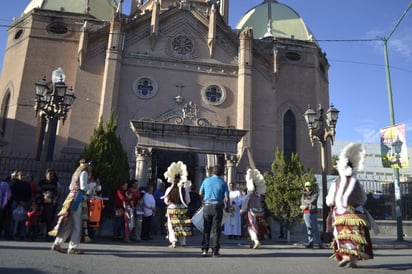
[304,181,312,187]
[79,159,92,166]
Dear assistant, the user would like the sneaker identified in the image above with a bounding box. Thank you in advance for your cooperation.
[51,244,66,254]
[202,250,208,257]
[67,248,84,255]
[305,243,313,248]
[253,240,260,249]
[84,236,92,243]
[212,251,221,257]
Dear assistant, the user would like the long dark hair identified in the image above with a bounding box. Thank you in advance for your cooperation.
[168,174,183,204]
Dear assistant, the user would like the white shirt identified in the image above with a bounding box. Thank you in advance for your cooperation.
[143,193,156,217]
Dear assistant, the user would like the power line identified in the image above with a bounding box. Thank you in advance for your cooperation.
[328,59,412,73]
[315,38,381,43]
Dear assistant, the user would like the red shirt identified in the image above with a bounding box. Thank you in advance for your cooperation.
[114,188,128,209]
[26,208,42,225]
[127,187,141,208]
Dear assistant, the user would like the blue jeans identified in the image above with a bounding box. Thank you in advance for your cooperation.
[303,212,322,246]
[112,214,124,239]
[202,204,223,253]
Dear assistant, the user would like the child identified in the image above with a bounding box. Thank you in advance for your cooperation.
[26,202,42,241]
[12,201,27,240]
[123,206,133,243]
[134,197,144,241]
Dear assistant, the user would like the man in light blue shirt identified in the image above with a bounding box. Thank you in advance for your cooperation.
[199,165,230,257]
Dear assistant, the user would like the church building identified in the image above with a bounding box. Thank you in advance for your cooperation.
[0,0,332,187]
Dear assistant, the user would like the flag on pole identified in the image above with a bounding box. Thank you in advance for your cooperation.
[380,124,409,168]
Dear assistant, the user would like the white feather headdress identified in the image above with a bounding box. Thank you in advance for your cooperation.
[245,168,266,194]
[337,142,366,177]
[334,142,366,209]
[163,161,190,188]
[162,161,191,207]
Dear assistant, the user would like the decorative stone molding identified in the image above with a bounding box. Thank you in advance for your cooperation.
[156,101,213,127]
[130,120,247,155]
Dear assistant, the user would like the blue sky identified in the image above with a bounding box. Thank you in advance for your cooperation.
[0,1,411,145]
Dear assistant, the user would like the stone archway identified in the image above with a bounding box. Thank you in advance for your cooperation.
[130,120,247,186]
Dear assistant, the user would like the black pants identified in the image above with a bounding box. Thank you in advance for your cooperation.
[141,216,152,239]
[202,204,223,252]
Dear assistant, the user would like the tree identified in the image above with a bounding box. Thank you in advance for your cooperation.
[264,148,315,240]
[331,155,339,175]
[80,112,130,215]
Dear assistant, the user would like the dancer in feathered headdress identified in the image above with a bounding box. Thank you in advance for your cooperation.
[241,168,268,249]
[161,161,192,248]
[326,142,373,268]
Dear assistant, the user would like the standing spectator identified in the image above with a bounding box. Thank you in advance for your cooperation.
[0,176,12,239]
[278,221,286,239]
[10,170,31,240]
[26,201,42,241]
[25,174,38,203]
[239,187,248,238]
[86,176,104,240]
[162,161,192,248]
[241,168,268,249]
[38,169,59,241]
[326,143,373,268]
[134,196,145,241]
[300,181,323,249]
[141,185,155,240]
[153,179,166,236]
[12,201,27,240]
[51,159,94,254]
[123,203,133,243]
[199,165,230,257]
[126,179,141,241]
[112,181,128,241]
[81,172,101,243]
[127,180,141,209]
[224,182,242,240]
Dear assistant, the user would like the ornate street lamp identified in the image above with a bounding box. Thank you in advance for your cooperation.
[304,104,339,234]
[34,67,76,181]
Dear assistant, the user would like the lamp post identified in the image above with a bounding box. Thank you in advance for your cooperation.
[304,104,339,234]
[34,67,76,181]
[382,2,411,242]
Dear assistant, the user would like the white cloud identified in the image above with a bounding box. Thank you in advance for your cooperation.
[389,37,412,60]
[356,127,380,144]
[366,26,412,61]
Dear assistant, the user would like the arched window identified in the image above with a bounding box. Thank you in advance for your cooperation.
[0,91,11,137]
[283,110,296,162]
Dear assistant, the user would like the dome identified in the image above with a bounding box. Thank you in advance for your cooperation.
[235,0,316,41]
[23,0,117,21]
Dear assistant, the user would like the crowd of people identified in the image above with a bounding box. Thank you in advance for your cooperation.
[0,168,66,241]
[0,143,374,267]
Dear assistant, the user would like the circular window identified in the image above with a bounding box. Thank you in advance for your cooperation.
[47,22,69,35]
[132,77,158,99]
[285,51,301,62]
[171,35,193,56]
[201,84,226,105]
[14,29,23,40]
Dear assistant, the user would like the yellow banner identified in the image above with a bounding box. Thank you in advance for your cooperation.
[380,124,409,168]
